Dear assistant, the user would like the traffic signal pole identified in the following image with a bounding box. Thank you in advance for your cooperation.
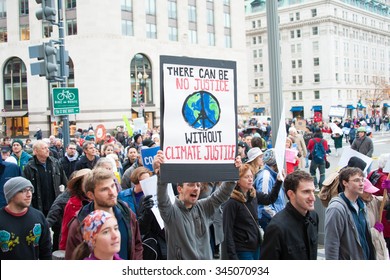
[57,0,70,148]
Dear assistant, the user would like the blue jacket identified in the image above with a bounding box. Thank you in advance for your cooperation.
[0,157,22,208]
[254,164,285,220]
[11,150,32,173]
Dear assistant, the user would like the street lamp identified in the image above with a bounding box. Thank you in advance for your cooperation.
[137,72,148,117]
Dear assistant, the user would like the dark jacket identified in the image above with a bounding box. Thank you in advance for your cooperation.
[23,156,68,212]
[65,200,143,260]
[59,154,78,178]
[46,190,71,228]
[74,155,99,171]
[223,180,283,260]
[260,202,318,260]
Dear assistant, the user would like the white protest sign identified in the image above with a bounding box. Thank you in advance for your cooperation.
[275,103,286,181]
[140,175,175,230]
[383,158,390,173]
[338,146,373,173]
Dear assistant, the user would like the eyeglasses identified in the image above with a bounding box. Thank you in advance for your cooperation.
[349,178,365,183]
[19,187,34,194]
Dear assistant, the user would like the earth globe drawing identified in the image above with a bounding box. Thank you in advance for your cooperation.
[182,91,221,130]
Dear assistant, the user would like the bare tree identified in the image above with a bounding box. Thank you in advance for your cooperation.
[359,76,389,115]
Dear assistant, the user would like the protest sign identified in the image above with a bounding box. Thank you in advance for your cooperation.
[141,146,160,172]
[140,175,175,229]
[160,55,238,183]
[338,146,372,172]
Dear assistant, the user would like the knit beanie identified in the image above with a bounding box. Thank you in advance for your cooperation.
[12,139,23,147]
[263,148,277,167]
[4,177,34,203]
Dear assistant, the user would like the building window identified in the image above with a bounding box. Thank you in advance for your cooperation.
[258,49,262,58]
[252,21,256,28]
[66,19,77,35]
[292,60,296,69]
[0,0,6,18]
[312,26,318,35]
[254,94,259,102]
[146,23,157,39]
[313,41,319,51]
[189,30,197,44]
[259,64,263,72]
[146,0,156,15]
[292,92,296,100]
[296,12,300,20]
[67,0,77,9]
[253,50,257,58]
[0,27,7,42]
[297,59,302,68]
[290,30,294,39]
[3,57,28,111]
[254,79,258,87]
[19,24,29,40]
[289,13,294,22]
[314,90,320,99]
[258,36,262,44]
[313,57,319,66]
[252,37,256,44]
[168,1,177,19]
[207,10,214,26]
[43,23,54,38]
[208,32,215,46]
[291,44,296,53]
[298,91,303,100]
[296,29,301,38]
[224,34,231,48]
[224,12,231,28]
[311,8,317,17]
[188,5,197,23]
[292,76,297,84]
[254,65,258,72]
[257,20,261,27]
[19,0,29,16]
[131,53,153,105]
[298,75,303,83]
[297,43,301,52]
[122,20,133,36]
[169,26,178,41]
[314,74,320,82]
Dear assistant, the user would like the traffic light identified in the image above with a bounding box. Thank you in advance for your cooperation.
[138,90,144,103]
[43,41,59,79]
[132,91,138,103]
[35,0,56,23]
[29,41,59,80]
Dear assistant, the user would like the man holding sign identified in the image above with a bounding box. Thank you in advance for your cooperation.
[153,150,240,260]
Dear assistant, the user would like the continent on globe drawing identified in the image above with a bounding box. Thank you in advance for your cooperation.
[182,91,221,130]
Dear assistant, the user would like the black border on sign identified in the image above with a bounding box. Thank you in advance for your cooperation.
[159,55,238,184]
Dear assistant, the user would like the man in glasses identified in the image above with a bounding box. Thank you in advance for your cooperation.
[324,167,376,260]
[0,177,52,259]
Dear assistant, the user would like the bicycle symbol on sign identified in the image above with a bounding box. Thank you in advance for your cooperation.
[57,90,76,101]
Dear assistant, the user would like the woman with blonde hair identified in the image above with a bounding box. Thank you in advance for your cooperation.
[223,164,284,260]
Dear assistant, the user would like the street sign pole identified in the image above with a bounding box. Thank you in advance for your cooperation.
[57,0,70,148]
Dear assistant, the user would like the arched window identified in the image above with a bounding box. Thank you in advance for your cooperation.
[2,57,29,137]
[130,53,152,106]
[3,57,28,110]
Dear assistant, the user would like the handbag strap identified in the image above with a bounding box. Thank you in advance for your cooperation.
[243,203,259,226]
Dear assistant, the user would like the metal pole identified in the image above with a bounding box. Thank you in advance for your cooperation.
[266,0,283,146]
[57,0,69,148]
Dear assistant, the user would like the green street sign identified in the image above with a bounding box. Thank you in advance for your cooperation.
[52,88,79,116]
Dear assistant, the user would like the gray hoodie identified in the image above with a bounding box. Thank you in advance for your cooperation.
[157,179,235,260]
